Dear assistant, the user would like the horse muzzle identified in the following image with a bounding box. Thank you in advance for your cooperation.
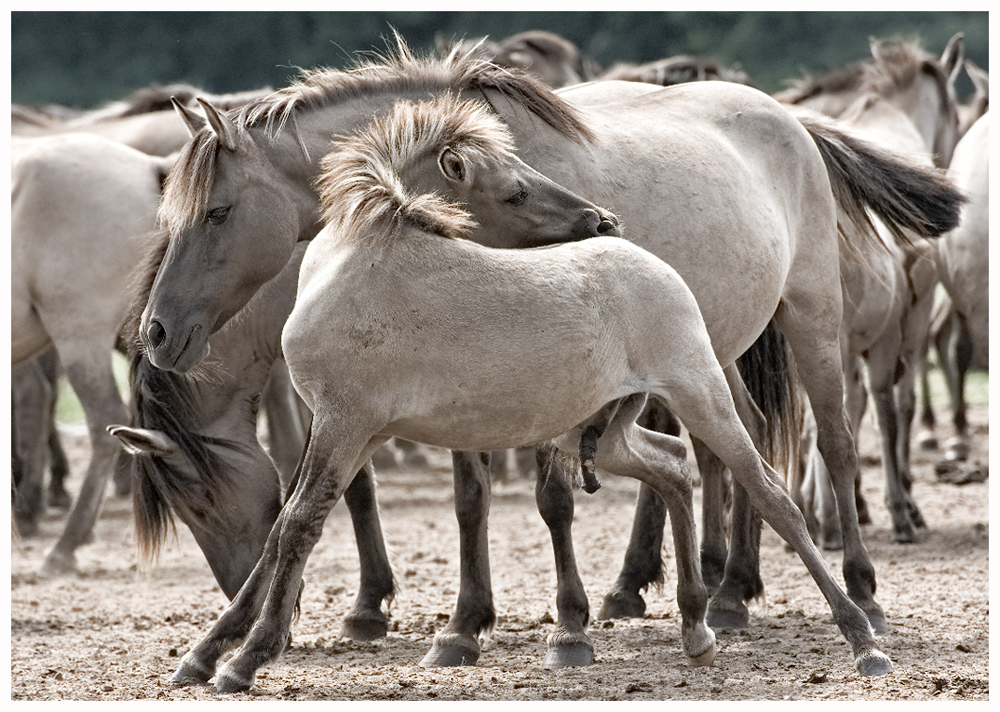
[583,208,621,237]
[142,318,211,373]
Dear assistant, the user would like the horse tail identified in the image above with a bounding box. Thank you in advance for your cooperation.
[129,349,235,563]
[793,108,964,248]
[736,321,802,478]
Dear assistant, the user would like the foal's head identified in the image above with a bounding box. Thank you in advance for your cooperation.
[316,93,619,248]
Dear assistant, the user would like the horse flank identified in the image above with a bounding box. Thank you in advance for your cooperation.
[159,36,592,235]
[316,95,516,243]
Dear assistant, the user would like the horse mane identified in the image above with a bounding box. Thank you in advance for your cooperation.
[159,35,591,234]
[317,94,515,244]
[775,61,869,106]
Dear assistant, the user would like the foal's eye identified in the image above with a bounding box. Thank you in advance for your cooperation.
[506,185,528,206]
[205,206,232,226]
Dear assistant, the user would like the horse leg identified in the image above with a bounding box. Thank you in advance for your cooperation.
[696,439,728,596]
[704,367,768,630]
[261,359,310,492]
[40,345,129,576]
[665,376,890,676]
[534,442,594,668]
[558,395,715,667]
[35,348,73,508]
[775,304,888,634]
[597,402,674,619]
[943,318,972,461]
[12,359,54,537]
[340,461,397,641]
[420,450,495,666]
[188,415,373,693]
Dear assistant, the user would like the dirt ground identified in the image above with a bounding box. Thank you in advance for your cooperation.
[9,402,989,701]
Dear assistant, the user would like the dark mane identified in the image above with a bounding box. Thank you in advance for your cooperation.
[776,61,869,106]
[600,55,754,88]
[160,37,592,233]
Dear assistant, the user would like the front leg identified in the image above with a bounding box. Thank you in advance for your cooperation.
[419,450,495,667]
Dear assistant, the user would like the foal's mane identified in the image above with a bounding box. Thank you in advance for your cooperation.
[316,94,514,243]
[159,36,591,234]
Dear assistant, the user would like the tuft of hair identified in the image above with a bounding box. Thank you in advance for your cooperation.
[317,93,516,242]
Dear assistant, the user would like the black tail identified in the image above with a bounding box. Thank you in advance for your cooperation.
[736,321,801,476]
[794,108,965,247]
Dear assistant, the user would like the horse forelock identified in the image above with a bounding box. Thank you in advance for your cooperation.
[865,39,950,99]
[318,94,519,242]
[157,129,221,234]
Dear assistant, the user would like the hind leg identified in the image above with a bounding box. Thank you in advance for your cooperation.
[556,395,715,666]
[12,358,55,537]
[41,344,128,576]
[598,402,675,620]
[774,303,888,634]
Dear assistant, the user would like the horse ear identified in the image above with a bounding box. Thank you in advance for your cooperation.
[940,33,965,85]
[197,97,239,151]
[170,96,206,138]
[439,148,467,182]
[107,424,178,457]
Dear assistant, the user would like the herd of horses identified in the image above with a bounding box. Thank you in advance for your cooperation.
[10,29,988,694]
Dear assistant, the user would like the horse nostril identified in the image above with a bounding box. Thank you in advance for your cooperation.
[147,320,167,349]
[598,220,616,234]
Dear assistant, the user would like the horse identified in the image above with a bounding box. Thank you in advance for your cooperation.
[925,111,989,464]
[139,40,962,670]
[11,133,174,571]
[779,36,964,546]
[163,95,894,693]
[917,61,989,462]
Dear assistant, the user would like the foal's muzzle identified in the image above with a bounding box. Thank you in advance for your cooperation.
[584,208,621,237]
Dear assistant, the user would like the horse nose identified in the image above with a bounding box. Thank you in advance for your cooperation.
[598,212,621,237]
[146,320,167,350]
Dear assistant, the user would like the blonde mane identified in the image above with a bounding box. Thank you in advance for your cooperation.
[159,36,590,235]
[316,94,517,243]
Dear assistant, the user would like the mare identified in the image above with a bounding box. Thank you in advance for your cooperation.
[11,133,171,567]
[171,95,892,692]
[779,36,964,546]
[139,42,962,669]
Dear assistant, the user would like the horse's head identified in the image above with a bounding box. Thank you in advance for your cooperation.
[141,99,315,373]
[328,95,618,249]
[867,33,964,168]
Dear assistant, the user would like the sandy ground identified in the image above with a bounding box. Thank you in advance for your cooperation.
[9,403,989,701]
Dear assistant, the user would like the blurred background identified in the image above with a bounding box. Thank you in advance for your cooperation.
[11,11,988,109]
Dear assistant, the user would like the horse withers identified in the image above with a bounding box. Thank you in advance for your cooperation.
[167,95,891,694]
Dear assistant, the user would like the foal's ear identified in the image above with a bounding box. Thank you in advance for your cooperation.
[107,425,178,457]
[197,97,239,152]
[439,148,467,182]
[171,96,206,138]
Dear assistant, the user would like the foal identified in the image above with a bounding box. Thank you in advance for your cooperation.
[170,96,891,693]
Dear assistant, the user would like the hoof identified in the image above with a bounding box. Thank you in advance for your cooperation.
[341,612,388,641]
[39,548,75,577]
[891,522,917,544]
[916,431,938,451]
[688,640,717,667]
[598,589,646,619]
[856,649,893,677]
[48,488,72,509]
[419,633,480,667]
[215,667,253,694]
[170,655,214,686]
[706,599,749,631]
[543,640,594,669]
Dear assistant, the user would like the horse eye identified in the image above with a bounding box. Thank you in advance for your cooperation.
[506,185,528,206]
[206,206,232,225]
[439,150,465,181]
